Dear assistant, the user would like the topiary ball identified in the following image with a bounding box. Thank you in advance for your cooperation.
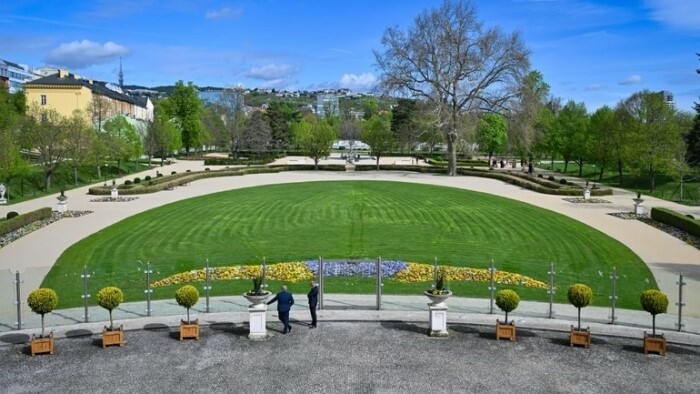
[27,288,58,315]
[559,178,567,185]
[640,289,668,316]
[6,211,19,219]
[567,283,593,309]
[175,285,200,309]
[495,289,520,313]
[134,177,141,184]
[97,286,124,311]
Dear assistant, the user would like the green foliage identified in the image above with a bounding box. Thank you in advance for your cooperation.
[559,178,567,185]
[163,81,203,154]
[103,114,144,163]
[134,177,141,184]
[361,115,396,169]
[496,289,520,313]
[476,113,507,160]
[6,211,18,219]
[640,289,668,316]
[27,288,58,315]
[0,207,53,236]
[97,286,124,311]
[175,285,200,309]
[567,283,593,309]
[247,276,269,296]
[651,207,700,238]
[265,101,301,148]
[292,117,337,168]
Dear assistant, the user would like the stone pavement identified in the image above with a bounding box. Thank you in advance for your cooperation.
[0,158,699,334]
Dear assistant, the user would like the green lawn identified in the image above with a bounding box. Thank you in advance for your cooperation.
[44,180,656,309]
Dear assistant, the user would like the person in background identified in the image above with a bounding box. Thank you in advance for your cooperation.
[308,281,319,328]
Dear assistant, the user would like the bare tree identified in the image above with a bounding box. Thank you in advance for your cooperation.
[339,119,362,158]
[374,0,529,175]
[220,87,246,158]
[243,111,272,155]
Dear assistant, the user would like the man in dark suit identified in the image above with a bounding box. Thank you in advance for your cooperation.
[267,285,294,334]
[307,281,319,328]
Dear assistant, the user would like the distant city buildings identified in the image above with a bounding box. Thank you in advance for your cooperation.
[315,93,339,118]
[0,59,38,93]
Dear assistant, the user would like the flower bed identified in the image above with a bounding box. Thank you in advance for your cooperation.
[151,260,548,290]
[90,196,139,202]
[563,197,611,204]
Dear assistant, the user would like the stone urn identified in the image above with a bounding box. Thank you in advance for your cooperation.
[424,290,452,307]
[244,292,271,309]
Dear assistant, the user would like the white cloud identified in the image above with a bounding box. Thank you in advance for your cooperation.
[259,78,298,90]
[45,40,129,69]
[243,64,300,81]
[205,7,243,20]
[618,74,642,86]
[339,73,377,91]
[645,0,700,32]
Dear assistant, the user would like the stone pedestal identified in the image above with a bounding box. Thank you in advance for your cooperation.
[583,189,591,200]
[428,304,448,337]
[111,188,119,198]
[248,305,268,340]
[0,197,7,205]
[57,200,68,213]
[633,198,645,215]
[345,163,356,172]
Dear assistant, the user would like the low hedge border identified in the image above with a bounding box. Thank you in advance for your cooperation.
[203,157,278,166]
[650,207,700,238]
[457,168,613,196]
[0,207,53,236]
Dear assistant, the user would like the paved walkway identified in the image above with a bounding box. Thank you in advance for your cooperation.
[1,158,699,333]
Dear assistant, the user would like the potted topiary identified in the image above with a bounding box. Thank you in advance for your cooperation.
[495,289,520,341]
[641,289,669,355]
[176,285,200,340]
[27,288,58,356]
[568,283,593,348]
[424,269,451,307]
[244,276,271,308]
[97,286,124,348]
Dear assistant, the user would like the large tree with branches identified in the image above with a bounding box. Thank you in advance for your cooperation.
[374,0,529,175]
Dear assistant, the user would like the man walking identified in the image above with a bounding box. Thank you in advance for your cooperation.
[267,285,294,334]
[307,281,319,328]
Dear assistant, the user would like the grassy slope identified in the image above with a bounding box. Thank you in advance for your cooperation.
[44,181,655,309]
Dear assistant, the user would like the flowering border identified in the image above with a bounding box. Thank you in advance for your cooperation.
[151,260,548,290]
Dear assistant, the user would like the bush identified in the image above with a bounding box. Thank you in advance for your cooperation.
[157,173,164,177]
[548,175,556,181]
[134,177,141,184]
[186,169,191,173]
[640,289,668,336]
[205,168,210,171]
[495,289,520,322]
[6,211,18,219]
[651,207,700,238]
[559,178,567,185]
[124,180,133,186]
[27,288,58,337]
[171,171,177,175]
[568,283,593,330]
[176,285,199,322]
[145,175,152,181]
[537,174,543,178]
[97,286,123,330]
[0,207,53,237]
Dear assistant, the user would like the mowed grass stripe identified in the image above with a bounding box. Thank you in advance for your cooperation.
[44,180,655,309]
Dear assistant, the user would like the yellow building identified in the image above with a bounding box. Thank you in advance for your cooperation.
[24,69,153,125]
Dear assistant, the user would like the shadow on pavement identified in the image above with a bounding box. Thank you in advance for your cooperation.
[65,329,92,338]
[380,321,427,335]
[0,333,29,344]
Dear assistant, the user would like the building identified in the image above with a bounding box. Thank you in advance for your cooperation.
[0,59,38,93]
[659,90,675,110]
[24,69,153,125]
[315,94,339,118]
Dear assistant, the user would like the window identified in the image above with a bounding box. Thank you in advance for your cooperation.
[41,95,47,105]
[41,113,47,122]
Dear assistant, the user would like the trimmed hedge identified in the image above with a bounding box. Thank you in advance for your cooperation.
[458,169,613,196]
[204,157,278,166]
[651,207,700,238]
[0,207,53,236]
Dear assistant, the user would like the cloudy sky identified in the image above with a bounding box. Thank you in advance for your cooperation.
[1,0,698,112]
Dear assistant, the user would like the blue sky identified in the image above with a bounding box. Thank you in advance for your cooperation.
[1,0,698,112]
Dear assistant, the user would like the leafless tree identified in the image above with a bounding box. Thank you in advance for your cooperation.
[220,87,246,158]
[374,0,529,175]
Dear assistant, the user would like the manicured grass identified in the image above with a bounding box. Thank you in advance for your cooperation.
[44,181,655,309]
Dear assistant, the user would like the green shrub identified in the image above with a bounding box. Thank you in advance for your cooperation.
[495,289,520,323]
[205,168,210,171]
[537,174,543,178]
[144,175,152,181]
[157,173,163,178]
[0,207,53,237]
[6,211,18,219]
[651,207,700,238]
[176,285,199,322]
[548,175,556,181]
[568,283,593,330]
[171,171,177,175]
[97,286,124,330]
[186,169,191,173]
[124,180,133,186]
[27,288,58,337]
[640,289,668,336]
[134,177,141,184]
[559,178,567,185]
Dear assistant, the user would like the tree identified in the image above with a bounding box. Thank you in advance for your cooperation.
[686,54,700,167]
[0,86,30,189]
[588,106,617,181]
[362,115,396,169]
[509,70,550,164]
[339,119,362,156]
[200,104,227,149]
[103,114,143,175]
[163,81,203,155]
[87,95,112,132]
[265,101,300,149]
[292,116,336,169]
[476,113,507,164]
[391,98,421,152]
[375,0,529,176]
[556,101,590,175]
[145,105,180,165]
[243,111,272,154]
[21,103,70,190]
[219,88,246,158]
[621,91,684,192]
[65,109,97,185]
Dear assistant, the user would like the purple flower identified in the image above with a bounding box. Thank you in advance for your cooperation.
[304,260,408,278]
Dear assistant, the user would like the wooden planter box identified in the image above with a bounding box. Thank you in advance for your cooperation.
[643,333,667,356]
[570,327,591,348]
[180,319,200,340]
[30,333,54,356]
[102,325,124,348]
[496,321,516,341]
